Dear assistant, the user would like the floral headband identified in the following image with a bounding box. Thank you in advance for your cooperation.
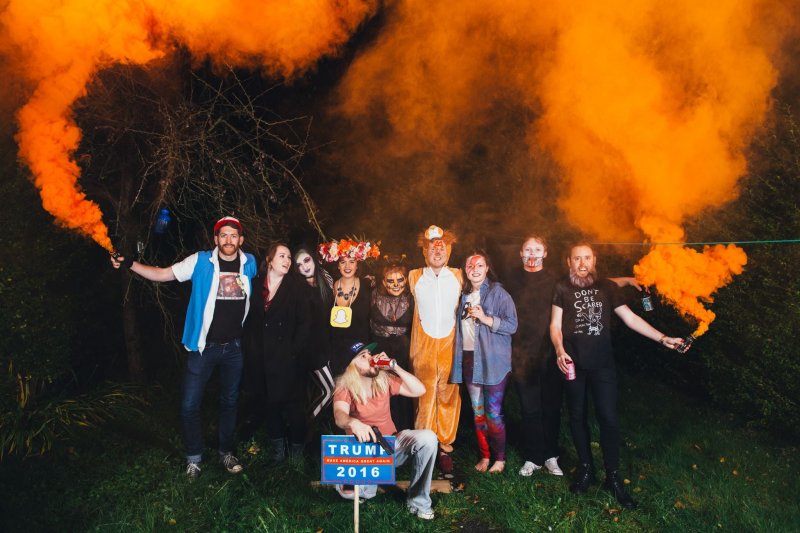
[319,239,381,263]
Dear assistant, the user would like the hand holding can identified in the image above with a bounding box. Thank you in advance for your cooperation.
[370,357,396,370]
[565,360,576,381]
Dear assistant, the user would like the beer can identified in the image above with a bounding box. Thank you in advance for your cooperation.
[642,295,653,312]
[565,360,576,381]
[370,358,396,369]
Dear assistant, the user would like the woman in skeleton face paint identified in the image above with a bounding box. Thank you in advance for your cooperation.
[521,237,547,272]
[291,245,337,424]
[369,256,415,431]
[450,250,518,474]
[293,246,334,307]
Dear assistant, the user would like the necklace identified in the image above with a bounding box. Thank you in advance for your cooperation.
[336,280,358,302]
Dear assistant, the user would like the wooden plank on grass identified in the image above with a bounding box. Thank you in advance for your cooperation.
[310,480,452,493]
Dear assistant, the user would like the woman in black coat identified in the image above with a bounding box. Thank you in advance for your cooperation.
[244,243,312,460]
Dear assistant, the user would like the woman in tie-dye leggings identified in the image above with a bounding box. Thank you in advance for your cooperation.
[451,250,518,473]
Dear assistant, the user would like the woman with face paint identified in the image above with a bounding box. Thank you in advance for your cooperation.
[292,245,337,421]
[369,257,415,431]
[319,239,379,376]
[451,250,518,474]
[294,246,334,306]
[243,243,313,461]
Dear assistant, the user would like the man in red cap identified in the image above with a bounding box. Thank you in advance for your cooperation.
[111,216,257,480]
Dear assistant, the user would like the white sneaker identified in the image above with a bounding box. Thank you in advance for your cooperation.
[544,457,564,476]
[408,504,435,520]
[186,462,201,481]
[518,461,542,477]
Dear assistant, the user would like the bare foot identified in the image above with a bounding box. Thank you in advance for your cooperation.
[488,461,506,474]
[475,458,490,472]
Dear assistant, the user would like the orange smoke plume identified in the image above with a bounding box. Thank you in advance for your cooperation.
[633,217,747,336]
[533,2,781,334]
[1,0,376,251]
[333,0,794,334]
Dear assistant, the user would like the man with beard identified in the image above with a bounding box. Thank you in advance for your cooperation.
[408,225,463,478]
[509,236,641,479]
[111,216,256,479]
[333,342,437,520]
[550,242,683,509]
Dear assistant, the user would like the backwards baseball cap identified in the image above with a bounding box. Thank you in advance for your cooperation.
[348,341,378,359]
[214,216,243,234]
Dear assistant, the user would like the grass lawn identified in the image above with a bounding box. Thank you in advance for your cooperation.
[1,369,797,532]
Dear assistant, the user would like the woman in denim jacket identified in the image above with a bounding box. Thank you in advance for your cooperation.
[451,250,518,473]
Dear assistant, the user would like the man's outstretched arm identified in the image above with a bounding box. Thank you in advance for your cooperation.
[614,305,683,349]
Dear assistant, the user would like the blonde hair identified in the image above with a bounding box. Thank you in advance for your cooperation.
[335,359,391,405]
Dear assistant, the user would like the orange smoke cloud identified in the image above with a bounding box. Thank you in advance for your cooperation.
[333,0,793,334]
[633,217,747,336]
[1,0,376,251]
[533,1,780,334]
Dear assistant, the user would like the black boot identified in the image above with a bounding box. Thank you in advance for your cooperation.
[603,470,637,510]
[569,463,596,494]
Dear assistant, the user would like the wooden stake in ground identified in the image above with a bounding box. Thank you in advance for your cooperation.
[354,485,359,533]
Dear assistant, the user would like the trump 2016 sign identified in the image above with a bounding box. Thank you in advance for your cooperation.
[320,435,396,485]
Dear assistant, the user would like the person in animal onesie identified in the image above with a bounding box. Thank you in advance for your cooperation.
[408,225,463,477]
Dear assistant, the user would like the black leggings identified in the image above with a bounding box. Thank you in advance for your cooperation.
[564,365,619,471]
[514,355,563,464]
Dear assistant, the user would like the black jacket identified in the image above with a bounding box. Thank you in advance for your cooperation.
[243,273,312,402]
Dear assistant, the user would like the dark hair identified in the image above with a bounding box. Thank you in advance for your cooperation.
[566,241,595,259]
[293,245,334,306]
[463,249,498,294]
[261,242,291,277]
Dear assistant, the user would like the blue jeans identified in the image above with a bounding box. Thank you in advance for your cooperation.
[337,429,438,513]
[181,339,243,463]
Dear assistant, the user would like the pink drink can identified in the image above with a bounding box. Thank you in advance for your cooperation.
[565,360,576,381]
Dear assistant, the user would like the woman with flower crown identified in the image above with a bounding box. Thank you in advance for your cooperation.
[319,238,380,376]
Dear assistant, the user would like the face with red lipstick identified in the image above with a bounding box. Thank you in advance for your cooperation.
[338,256,358,279]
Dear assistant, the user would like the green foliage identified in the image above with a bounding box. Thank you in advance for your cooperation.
[0,139,146,459]
[0,155,76,412]
[0,383,147,459]
[618,105,800,439]
[687,105,800,438]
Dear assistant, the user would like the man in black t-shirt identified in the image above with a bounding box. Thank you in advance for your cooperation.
[550,243,682,509]
[111,216,257,480]
[508,236,643,479]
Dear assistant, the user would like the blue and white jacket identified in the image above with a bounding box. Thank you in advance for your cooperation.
[171,248,257,353]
